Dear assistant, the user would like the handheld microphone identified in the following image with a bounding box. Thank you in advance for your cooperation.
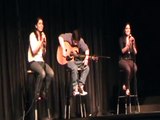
[129,34,134,42]
[41,32,46,42]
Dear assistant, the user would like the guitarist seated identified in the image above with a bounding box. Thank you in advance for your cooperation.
[58,29,90,96]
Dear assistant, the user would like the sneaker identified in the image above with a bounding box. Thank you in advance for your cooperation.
[73,85,79,96]
[78,84,88,96]
[80,91,88,96]
[73,91,80,96]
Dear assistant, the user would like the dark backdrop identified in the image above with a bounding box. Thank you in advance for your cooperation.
[0,0,160,119]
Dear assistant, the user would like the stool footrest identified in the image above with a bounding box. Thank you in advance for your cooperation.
[118,94,138,98]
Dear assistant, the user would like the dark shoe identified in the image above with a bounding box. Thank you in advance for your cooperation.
[35,92,41,101]
[41,91,47,99]
[41,88,49,99]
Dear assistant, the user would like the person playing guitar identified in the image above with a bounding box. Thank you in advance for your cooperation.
[58,29,89,96]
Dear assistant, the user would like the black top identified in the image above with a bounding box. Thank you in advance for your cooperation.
[119,36,136,61]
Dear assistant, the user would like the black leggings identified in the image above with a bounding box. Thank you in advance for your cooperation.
[119,59,137,89]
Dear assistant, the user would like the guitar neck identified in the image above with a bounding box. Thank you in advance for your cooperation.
[75,54,94,59]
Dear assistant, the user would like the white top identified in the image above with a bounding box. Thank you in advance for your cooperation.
[28,32,44,62]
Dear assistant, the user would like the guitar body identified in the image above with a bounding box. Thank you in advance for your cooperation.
[57,42,79,65]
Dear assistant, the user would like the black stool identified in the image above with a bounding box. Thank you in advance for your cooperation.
[27,70,52,120]
[116,70,140,114]
[64,68,87,119]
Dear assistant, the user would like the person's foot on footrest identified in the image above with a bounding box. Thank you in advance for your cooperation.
[126,89,130,96]
[35,92,41,101]
[73,85,79,96]
[80,91,88,96]
[41,91,47,99]
[73,91,80,96]
[78,84,88,96]
[122,84,127,91]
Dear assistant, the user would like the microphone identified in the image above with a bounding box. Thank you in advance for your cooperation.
[129,34,134,42]
[41,32,46,42]
[129,34,133,39]
[129,34,132,37]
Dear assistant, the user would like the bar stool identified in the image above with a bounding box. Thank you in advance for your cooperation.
[27,69,52,120]
[64,68,87,119]
[116,69,140,114]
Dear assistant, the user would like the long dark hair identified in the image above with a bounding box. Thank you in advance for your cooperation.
[33,17,43,40]
[123,22,131,36]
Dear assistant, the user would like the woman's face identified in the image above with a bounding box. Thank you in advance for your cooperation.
[35,19,44,32]
[124,24,131,36]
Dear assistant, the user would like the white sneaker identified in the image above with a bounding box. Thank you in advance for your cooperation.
[78,84,88,96]
[73,91,80,96]
[80,91,88,96]
[73,85,79,96]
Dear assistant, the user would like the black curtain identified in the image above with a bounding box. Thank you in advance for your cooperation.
[1,0,160,119]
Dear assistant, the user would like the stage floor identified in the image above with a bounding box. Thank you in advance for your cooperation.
[62,111,160,120]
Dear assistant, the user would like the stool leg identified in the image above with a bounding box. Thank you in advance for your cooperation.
[47,108,51,119]
[35,101,38,120]
[136,95,140,113]
[68,104,71,119]
[125,96,127,114]
[79,96,84,117]
[81,96,86,118]
[134,76,140,113]
[64,104,67,119]
[128,96,132,113]
[117,97,120,114]
[83,103,87,117]
[64,97,71,119]
[45,92,51,119]
[46,99,51,119]
[80,103,83,117]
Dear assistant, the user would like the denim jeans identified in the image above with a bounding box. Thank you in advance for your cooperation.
[67,60,90,87]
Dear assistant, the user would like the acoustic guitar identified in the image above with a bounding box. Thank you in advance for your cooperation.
[57,42,98,65]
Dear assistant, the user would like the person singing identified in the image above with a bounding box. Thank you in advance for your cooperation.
[119,23,137,95]
[28,17,54,100]
[58,29,90,96]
